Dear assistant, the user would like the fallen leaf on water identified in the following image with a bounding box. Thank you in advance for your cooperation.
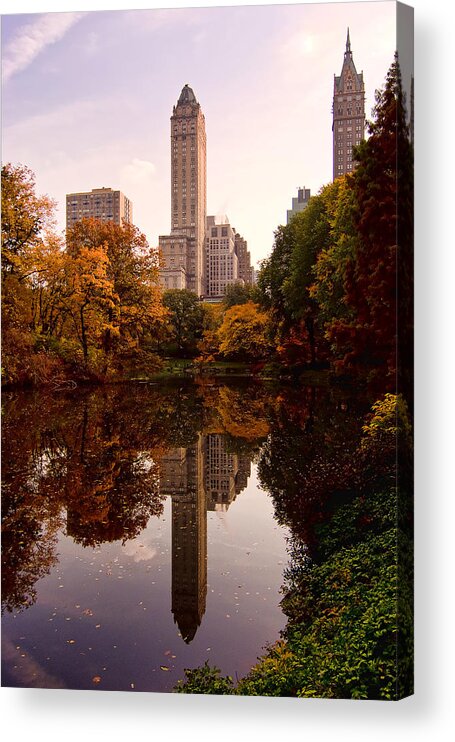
[160,665,170,671]
[92,676,101,684]
[67,640,76,645]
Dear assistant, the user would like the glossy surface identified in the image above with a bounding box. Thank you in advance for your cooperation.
[1,379,369,692]
[1,381,289,691]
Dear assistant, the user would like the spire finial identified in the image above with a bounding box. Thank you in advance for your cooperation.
[346,27,351,54]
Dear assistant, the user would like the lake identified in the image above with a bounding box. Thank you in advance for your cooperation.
[1,378,369,692]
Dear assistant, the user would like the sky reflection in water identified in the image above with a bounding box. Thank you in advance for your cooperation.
[1,382,289,692]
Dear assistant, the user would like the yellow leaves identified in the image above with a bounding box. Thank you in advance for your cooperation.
[218,301,272,360]
[217,387,270,440]
[2,163,57,273]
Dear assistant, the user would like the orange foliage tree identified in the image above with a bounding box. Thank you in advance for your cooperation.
[1,163,59,384]
[66,219,167,366]
[218,301,272,361]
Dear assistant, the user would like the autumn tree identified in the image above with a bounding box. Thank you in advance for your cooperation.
[218,301,272,361]
[327,54,413,393]
[1,163,55,276]
[59,242,116,366]
[66,219,167,362]
[27,233,68,339]
[1,163,60,385]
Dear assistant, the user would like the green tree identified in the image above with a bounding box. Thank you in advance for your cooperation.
[163,289,204,356]
[282,185,341,365]
[222,282,259,309]
[256,224,294,330]
[310,176,358,329]
[257,185,342,368]
[196,302,223,361]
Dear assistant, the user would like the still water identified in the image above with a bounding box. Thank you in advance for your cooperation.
[1,379,366,692]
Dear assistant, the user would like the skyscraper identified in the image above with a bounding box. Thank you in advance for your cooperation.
[205,215,239,300]
[66,187,132,229]
[234,230,255,287]
[332,29,365,180]
[159,84,207,296]
[286,187,311,224]
[158,433,253,641]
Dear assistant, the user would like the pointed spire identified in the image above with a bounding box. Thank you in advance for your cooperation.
[177,84,197,105]
[346,27,351,54]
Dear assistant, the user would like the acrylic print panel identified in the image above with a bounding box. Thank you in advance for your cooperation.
[1,0,414,699]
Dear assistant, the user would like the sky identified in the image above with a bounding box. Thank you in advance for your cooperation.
[1,1,402,268]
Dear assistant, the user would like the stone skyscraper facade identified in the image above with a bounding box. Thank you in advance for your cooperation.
[234,231,254,287]
[159,84,207,296]
[332,29,365,180]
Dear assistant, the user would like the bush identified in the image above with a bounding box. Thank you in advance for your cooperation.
[174,662,234,695]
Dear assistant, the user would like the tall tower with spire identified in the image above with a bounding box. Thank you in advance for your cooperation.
[332,29,365,180]
[159,84,207,296]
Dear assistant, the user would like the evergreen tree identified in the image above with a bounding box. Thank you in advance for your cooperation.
[329,53,413,396]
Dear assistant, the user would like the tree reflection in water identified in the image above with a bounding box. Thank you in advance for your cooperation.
[1,381,272,616]
[1,380,367,622]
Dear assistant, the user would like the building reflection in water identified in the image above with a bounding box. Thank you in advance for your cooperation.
[159,434,252,643]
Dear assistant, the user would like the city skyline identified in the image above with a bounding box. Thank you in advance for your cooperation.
[1,2,399,269]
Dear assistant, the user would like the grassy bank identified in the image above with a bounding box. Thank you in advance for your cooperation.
[173,394,413,700]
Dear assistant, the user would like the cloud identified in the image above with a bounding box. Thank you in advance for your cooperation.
[2,12,85,84]
[121,158,157,184]
[1,636,66,689]
[121,540,158,563]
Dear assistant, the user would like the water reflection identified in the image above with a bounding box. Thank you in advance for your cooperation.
[2,379,372,691]
[1,382,267,621]
[161,434,252,642]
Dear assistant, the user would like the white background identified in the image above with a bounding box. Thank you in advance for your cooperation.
[1,1,453,740]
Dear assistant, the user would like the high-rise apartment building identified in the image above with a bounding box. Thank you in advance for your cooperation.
[66,187,132,229]
[234,231,255,286]
[286,187,311,224]
[332,29,365,180]
[204,215,239,300]
[159,84,207,296]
